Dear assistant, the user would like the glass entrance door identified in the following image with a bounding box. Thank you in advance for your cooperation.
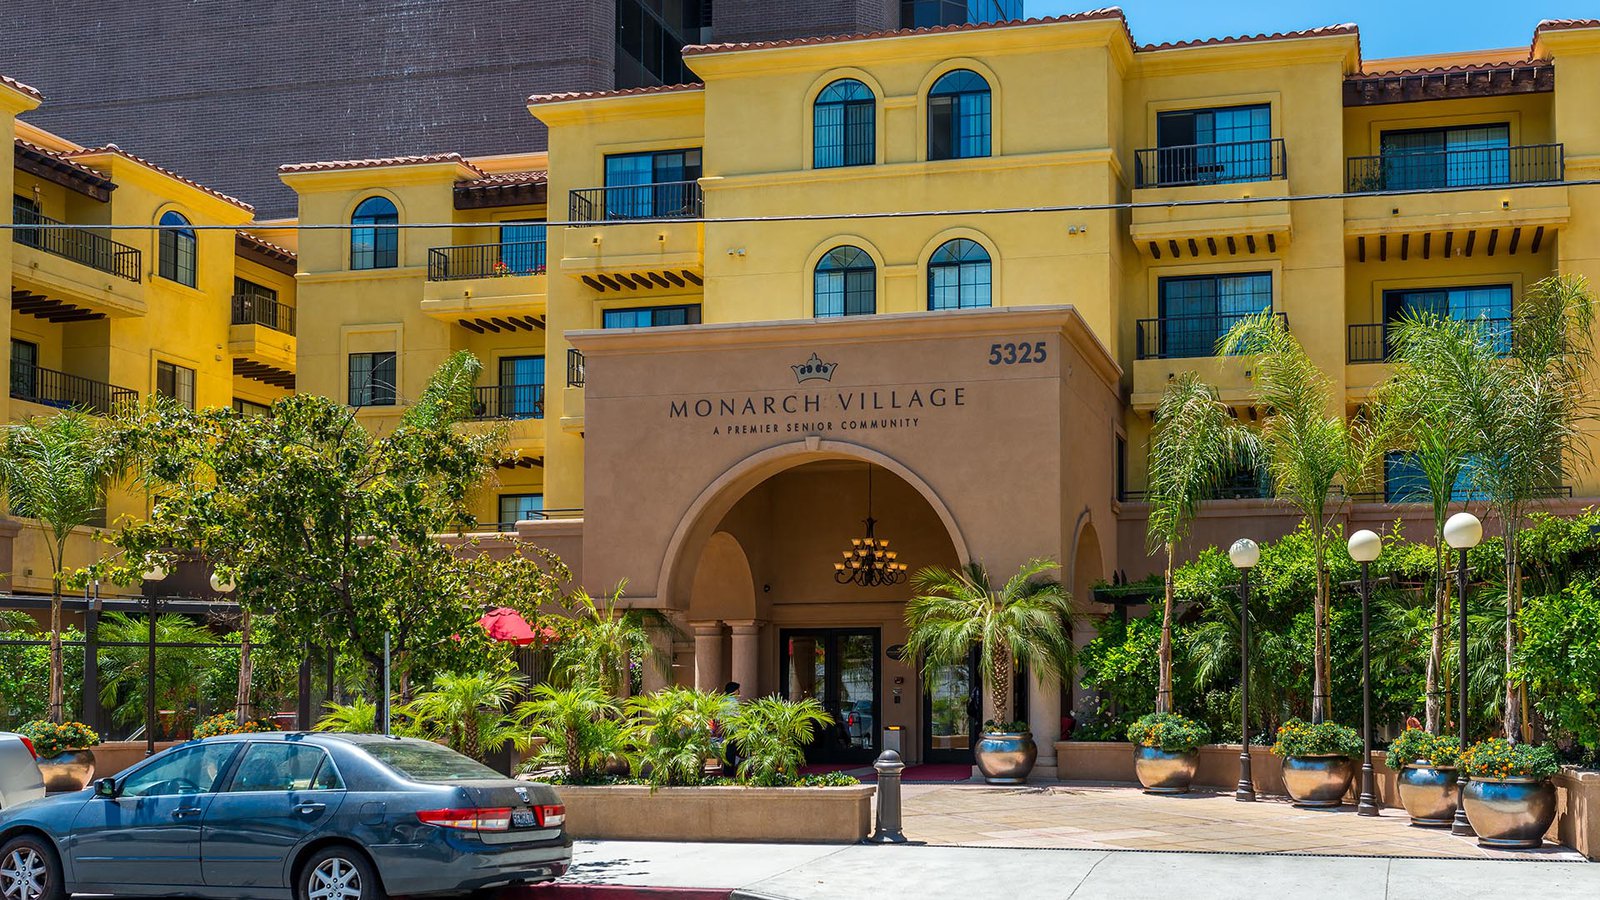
[924,650,979,764]
[779,628,880,763]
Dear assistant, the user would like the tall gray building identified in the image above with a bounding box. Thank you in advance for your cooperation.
[4,0,1022,216]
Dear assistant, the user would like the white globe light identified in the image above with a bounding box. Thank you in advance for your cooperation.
[1444,512,1483,550]
[1228,538,1260,570]
[142,564,168,582]
[1347,529,1382,563]
[209,572,237,594]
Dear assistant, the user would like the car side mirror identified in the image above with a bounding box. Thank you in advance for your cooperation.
[94,778,119,799]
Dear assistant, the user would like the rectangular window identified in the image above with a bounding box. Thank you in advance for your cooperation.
[603,149,702,219]
[494,355,545,419]
[156,361,196,410]
[232,398,272,417]
[1385,451,1486,503]
[348,351,397,407]
[1154,104,1272,186]
[158,230,197,287]
[498,493,545,530]
[10,339,38,401]
[12,194,41,248]
[1156,272,1273,359]
[1380,124,1510,190]
[602,304,702,329]
[499,221,547,274]
[1383,285,1512,354]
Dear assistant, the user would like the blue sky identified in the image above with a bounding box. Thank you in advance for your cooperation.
[1027,2,1594,59]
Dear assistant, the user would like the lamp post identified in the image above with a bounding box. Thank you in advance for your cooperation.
[1348,529,1383,817]
[141,562,169,757]
[1229,538,1260,802]
[1444,511,1482,837]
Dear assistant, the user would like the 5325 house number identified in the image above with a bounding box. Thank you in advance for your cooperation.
[987,341,1047,365]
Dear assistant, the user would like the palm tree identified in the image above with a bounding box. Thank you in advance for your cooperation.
[96,612,216,736]
[723,696,833,786]
[904,559,1077,727]
[405,671,526,761]
[552,582,671,697]
[517,682,626,781]
[1220,313,1375,723]
[626,686,731,787]
[313,698,378,734]
[0,412,126,723]
[1145,372,1246,714]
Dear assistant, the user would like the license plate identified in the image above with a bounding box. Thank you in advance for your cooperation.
[511,809,539,828]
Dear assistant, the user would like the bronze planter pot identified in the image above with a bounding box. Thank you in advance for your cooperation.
[1281,754,1356,808]
[975,731,1037,784]
[36,749,96,792]
[1396,763,1459,826]
[1133,746,1199,794]
[1463,776,1558,849]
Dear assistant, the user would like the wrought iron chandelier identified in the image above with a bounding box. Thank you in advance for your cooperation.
[834,465,909,587]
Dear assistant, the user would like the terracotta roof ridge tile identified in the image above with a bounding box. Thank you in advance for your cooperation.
[1354,58,1547,78]
[237,230,297,260]
[278,152,487,177]
[1137,22,1357,52]
[680,9,1129,56]
[1,74,42,101]
[1536,18,1600,31]
[64,143,255,212]
[527,83,703,104]
[14,137,112,184]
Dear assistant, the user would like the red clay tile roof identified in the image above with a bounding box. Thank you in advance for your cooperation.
[527,83,703,105]
[456,170,548,188]
[680,9,1127,55]
[1536,18,1600,32]
[237,229,296,260]
[64,143,255,212]
[15,138,114,188]
[1355,58,1546,78]
[1137,22,1358,52]
[1,74,42,101]
[278,152,487,177]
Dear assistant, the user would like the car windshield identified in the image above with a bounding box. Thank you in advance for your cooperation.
[359,740,503,782]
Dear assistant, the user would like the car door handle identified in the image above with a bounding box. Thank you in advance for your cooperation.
[294,802,327,815]
[172,807,202,819]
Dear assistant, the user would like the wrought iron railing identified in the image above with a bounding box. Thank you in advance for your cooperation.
[1346,144,1564,192]
[568,181,702,223]
[1134,138,1286,189]
[231,293,296,335]
[567,348,586,387]
[1348,317,1511,364]
[1120,470,1273,502]
[11,204,142,282]
[1135,311,1287,360]
[10,361,137,414]
[427,241,547,281]
[470,384,545,420]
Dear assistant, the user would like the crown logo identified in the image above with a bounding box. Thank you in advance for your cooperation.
[791,353,838,384]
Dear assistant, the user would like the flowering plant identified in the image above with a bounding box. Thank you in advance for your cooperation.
[1459,738,1560,780]
[1127,712,1209,753]
[1270,718,1362,758]
[192,713,281,740]
[18,720,99,757]
[1385,728,1460,770]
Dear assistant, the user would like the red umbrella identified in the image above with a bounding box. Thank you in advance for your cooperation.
[478,607,538,645]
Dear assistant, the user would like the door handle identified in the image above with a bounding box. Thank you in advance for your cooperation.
[294,802,327,815]
[171,807,201,819]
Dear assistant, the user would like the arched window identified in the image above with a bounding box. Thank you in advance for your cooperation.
[157,211,196,287]
[814,246,876,317]
[813,79,875,169]
[928,69,991,160]
[350,196,399,270]
[928,239,992,310]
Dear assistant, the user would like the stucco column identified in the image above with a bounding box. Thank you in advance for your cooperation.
[1028,668,1062,779]
[728,620,762,701]
[691,621,725,692]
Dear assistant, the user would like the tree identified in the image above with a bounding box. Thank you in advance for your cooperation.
[517,682,627,781]
[1220,313,1376,723]
[723,696,833,786]
[95,612,216,737]
[0,412,126,723]
[1145,372,1245,714]
[904,559,1076,726]
[551,582,671,697]
[405,671,525,761]
[626,687,731,787]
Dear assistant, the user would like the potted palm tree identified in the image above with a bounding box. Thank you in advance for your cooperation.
[1460,738,1561,848]
[1386,727,1461,826]
[905,559,1076,784]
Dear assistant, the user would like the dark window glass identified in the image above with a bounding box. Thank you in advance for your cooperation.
[156,361,196,409]
[1383,285,1512,354]
[232,398,272,417]
[358,739,503,782]
[928,69,991,160]
[815,246,876,317]
[814,79,875,169]
[348,351,397,406]
[120,742,239,797]
[602,149,702,219]
[1156,272,1273,358]
[12,194,41,248]
[495,355,545,419]
[227,743,342,792]
[499,221,547,274]
[602,304,702,328]
[351,196,399,270]
[10,339,38,401]
[927,239,992,310]
[499,494,545,530]
[158,211,197,287]
[1385,451,1486,503]
[1154,105,1272,186]
[1379,125,1510,190]
[233,277,277,302]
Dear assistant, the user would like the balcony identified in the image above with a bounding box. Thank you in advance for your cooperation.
[1134,139,1286,190]
[1135,312,1287,361]
[563,183,704,294]
[421,241,548,328]
[1130,313,1288,411]
[1129,141,1291,260]
[469,384,544,421]
[562,349,586,436]
[568,182,702,223]
[10,362,137,415]
[232,294,295,334]
[1345,144,1563,193]
[567,349,586,387]
[1121,468,1273,503]
[12,206,141,282]
[228,293,297,387]
[11,205,147,318]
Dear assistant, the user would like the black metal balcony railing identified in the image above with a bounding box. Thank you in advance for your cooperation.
[231,293,296,335]
[1136,311,1288,360]
[1348,317,1511,364]
[1134,138,1286,189]
[11,204,142,282]
[566,349,586,387]
[1120,469,1273,503]
[1345,144,1564,193]
[568,181,703,224]
[469,384,545,421]
[427,241,547,281]
[10,361,137,414]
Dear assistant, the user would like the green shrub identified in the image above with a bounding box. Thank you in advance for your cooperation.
[192,713,280,739]
[1385,728,1460,770]
[1127,712,1209,753]
[794,771,860,787]
[517,682,628,783]
[18,720,98,757]
[724,696,832,787]
[1270,718,1362,758]
[1460,738,1560,780]
[626,686,731,788]
[1515,583,1600,753]
[313,699,379,734]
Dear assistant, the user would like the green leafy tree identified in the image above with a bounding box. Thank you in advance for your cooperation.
[723,696,833,786]
[0,612,83,729]
[96,612,217,738]
[626,687,731,787]
[552,582,671,697]
[405,671,526,761]
[1145,372,1246,714]
[517,682,627,781]
[904,559,1076,727]
[0,412,126,722]
[1514,583,1600,754]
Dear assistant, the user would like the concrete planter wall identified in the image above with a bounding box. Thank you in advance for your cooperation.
[554,784,875,843]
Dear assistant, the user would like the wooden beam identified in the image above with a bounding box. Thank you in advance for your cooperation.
[1378,234,1387,262]
[1148,241,1161,259]
[1399,234,1409,261]
[1463,230,1477,257]
[1530,226,1545,253]
[489,317,516,332]
[627,273,654,289]
[1168,240,1182,259]
[1266,233,1277,253]
[1357,236,1366,263]
[1486,229,1499,257]
[648,272,672,288]
[1508,227,1522,255]
[458,319,485,334]
[474,318,501,333]
[1206,237,1217,256]
[1443,231,1454,258]
[1422,232,1431,260]
[662,270,685,287]
[1227,236,1237,256]
[683,270,703,286]
[581,275,606,292]
[1187,239,1199,257]
[596,274,623,291]
[1246,235,1257,254]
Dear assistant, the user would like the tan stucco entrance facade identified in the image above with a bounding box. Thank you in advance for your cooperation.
[568,306,1122,771]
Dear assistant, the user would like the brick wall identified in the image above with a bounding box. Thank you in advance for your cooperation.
[712,0,899,44]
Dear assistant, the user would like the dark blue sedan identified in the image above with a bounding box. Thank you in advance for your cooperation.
[0,732,570,900]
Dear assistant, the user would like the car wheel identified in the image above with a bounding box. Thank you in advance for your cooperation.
[298,846,386,900]
[0,835,64,900]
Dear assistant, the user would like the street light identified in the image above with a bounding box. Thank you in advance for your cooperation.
[1348,528,1383,817]
[1444,511,1483,837]
[1229,537,1260,802]
[141,562,168,758]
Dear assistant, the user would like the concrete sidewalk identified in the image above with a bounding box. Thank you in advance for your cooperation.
[547,840,1600,899]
